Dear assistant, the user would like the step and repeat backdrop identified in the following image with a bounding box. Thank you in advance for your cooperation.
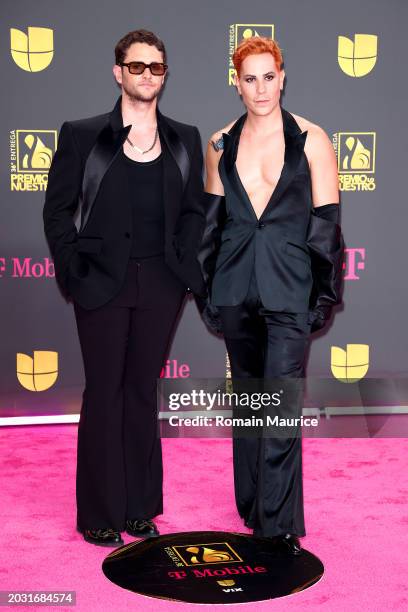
[1,0,406,423]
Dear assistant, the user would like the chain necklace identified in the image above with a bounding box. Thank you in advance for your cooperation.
[126,127,158,155]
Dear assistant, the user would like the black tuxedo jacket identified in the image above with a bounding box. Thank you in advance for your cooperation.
[200,107,343,314]
[212,109,313,311]
[43,96,206,309]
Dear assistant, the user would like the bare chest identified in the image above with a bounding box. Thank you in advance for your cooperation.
[235,135,285,219]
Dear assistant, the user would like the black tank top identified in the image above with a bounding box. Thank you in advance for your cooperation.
[121,150,165,258]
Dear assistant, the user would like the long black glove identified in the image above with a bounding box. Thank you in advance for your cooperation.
[195,192,226,335]
[306,203,344,332]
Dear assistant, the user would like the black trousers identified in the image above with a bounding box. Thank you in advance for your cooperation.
[74,256,186,530]
[218,274,311,537]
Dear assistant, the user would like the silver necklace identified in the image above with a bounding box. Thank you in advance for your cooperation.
[126,127,158,155]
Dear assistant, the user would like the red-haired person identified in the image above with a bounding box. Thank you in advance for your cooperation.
[198,37,343,554]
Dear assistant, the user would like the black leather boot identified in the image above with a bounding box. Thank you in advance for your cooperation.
[125,519,159,538]
[268,533,302,555]
[78,526,124,547]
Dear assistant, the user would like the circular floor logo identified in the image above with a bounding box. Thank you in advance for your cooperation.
[102,531,324,604]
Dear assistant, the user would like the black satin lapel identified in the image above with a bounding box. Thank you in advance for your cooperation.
[221,108,308,220]
[80,123,130,231]
[222,113,247,174]
[161,144,182,249]
[221,132,233,172]
[221,113,250,209]
[260,129,308,219]
[158,118,189,192]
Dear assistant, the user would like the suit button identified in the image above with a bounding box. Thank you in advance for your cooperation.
[258,222,265,229]
[125,232,131,238]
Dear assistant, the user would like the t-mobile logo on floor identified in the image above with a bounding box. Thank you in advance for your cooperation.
[343,248,365,280]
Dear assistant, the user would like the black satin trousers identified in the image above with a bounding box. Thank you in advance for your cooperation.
[218,273,311,537]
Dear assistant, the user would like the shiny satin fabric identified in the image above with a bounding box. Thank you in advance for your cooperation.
[218,274,310,536]
[307,205,344,309]
[44,95,206,308]
[195,193,226,332]
[196,192,226,289]
[196,110,344,538]
[79,122,131,232]
[79,98,191,234]
[198,106,344,315]
[211,107,314,312]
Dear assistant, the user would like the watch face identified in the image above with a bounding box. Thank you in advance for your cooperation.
[103,531,324,604]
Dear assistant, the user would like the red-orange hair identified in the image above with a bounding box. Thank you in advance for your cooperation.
[233,36,283,76]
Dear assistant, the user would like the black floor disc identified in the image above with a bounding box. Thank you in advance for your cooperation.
[102,531,324,604]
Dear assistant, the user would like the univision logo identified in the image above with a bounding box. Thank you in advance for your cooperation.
[16,351,58,391]
[338,34,378,77]
[331,344,369,383]
[10,27,54,72]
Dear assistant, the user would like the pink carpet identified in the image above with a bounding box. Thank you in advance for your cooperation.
[1,426,407,610]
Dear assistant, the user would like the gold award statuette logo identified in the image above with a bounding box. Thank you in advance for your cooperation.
[17,351,58,391]
[172,542,243,566]
[332,131,376,192]
[217,580,236,587]
[338,34,378,78]
[331,344,369,383]
[228,24,275,85]
[10,27,54,72]
[10,130,57,192]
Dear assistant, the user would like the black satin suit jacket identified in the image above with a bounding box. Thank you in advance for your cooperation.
[207,108,343,313]
[43,96,206,309]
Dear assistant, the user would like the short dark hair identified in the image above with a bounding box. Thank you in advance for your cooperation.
[114,29,167,65]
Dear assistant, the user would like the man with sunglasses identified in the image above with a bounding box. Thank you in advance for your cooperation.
[43,29,206,546]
